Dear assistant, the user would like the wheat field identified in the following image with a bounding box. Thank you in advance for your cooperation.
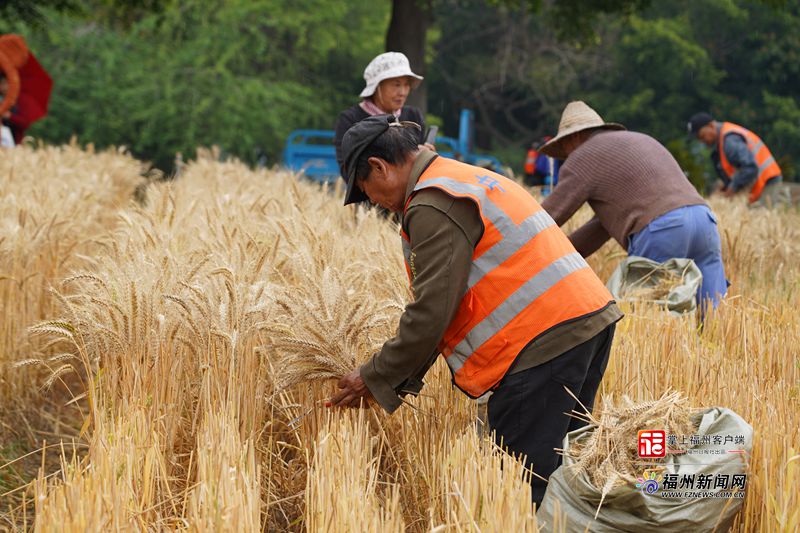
[0,144,798,532]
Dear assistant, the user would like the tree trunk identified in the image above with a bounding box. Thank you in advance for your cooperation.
[385,0,432,114]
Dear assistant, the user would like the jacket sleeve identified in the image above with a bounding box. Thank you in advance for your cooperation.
[541,163,590,227]
[711,150,729,185]
[359,199,475,413]
[723,134,758,192]
[568,216,612,257]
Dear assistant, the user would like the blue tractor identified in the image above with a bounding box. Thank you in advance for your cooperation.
[434,109,506,173]
[281,130,341,184]
[282,109,507,184]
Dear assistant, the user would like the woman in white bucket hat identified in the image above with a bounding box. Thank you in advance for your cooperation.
[335,52,429,184]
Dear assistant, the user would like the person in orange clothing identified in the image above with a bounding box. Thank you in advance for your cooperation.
[331,115,622,507]
[523,136,560,191]
[0,34,28,147]
[523,141,540,184]
[688,112,789,208]
[0,34,53,146]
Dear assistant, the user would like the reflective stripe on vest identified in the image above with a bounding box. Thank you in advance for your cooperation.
[718,122,782,203]
[418,177,556,288]
[401,156,614,397]
[447,251,587,373]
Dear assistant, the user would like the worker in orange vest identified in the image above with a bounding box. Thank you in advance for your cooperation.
[332,115,622,507]
[688,112,789,208]
[524,143,539,180]
[523,136,560,193]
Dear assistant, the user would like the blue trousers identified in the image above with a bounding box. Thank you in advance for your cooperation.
[628,205,728,309]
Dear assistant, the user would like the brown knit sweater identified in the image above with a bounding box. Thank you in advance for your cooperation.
[541,130,706,257]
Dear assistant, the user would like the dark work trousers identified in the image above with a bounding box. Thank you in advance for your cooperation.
[487,323,616,508]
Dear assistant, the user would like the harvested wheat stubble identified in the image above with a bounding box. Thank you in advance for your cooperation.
[566,391,697,497]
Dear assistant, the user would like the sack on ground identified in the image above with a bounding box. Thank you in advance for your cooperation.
[607,256,702,314]
[536,407,752,533]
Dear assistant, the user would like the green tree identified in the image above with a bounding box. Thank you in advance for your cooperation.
[16,0,389,170]
[8,0,799,181]
[0,0,78,28]
[385,0,653,114]
[590,15,722,142]
[426,1,625,156]
[426,0,797,181]
[603,0,800,179]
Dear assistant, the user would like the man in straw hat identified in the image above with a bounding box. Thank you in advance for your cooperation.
[330,115,623,507]
[540,101,728,311]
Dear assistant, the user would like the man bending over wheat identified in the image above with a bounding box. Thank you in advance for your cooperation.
[332,115,623,507]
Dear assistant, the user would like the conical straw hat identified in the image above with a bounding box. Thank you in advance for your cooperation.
[540,101,625,159]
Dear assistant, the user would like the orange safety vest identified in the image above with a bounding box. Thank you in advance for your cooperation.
[718,122,782,203]
[524,147,538,175]
[401,157,614,398]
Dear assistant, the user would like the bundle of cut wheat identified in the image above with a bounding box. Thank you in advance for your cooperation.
[623,264,690,302]
[566,392,697,496]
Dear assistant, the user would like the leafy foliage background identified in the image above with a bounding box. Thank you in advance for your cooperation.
[3,0,799,186]
[5,0,388,170]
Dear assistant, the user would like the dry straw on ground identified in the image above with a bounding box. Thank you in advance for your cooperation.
[0,144,798,532]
